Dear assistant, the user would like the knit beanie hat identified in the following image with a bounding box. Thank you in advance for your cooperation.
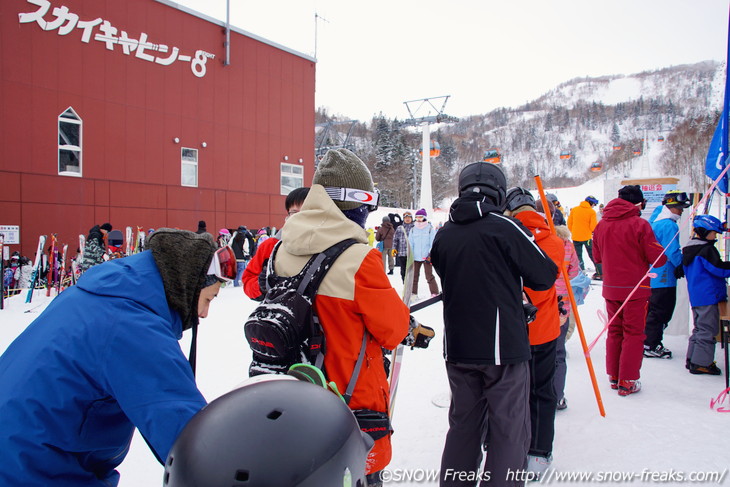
[100,223,113,232]
[618,185,644,204]
[147,228,217,331]
[415,208,428,219]
[313,148,375,211]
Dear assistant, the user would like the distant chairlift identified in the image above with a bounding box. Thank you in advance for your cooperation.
[559,150,572,160]
[419,140,441,157]
[657,136,665,142]
[612,144,622,151]
[483,148,501,163]
[590,162,603,172]
[633,148,642,156]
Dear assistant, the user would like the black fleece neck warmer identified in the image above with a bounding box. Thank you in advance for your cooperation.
[147,228,217,331]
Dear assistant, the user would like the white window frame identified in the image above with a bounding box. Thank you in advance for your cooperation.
[280,162,304,195]
[58,107,82,177]
[181,147,198,187]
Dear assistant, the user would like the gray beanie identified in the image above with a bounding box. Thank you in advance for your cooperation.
[313,148,374,211]
[147,228,217,331]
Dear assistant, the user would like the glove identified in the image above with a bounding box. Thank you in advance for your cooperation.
[402,316,435,349]
[674,265,685,279]
[557,295,569,316]
[258,260,269,293]
[391,249,397,257]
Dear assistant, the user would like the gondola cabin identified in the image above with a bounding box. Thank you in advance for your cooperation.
[590,162,602,172]
[559,151,572,160]
[419,140,441,158]
[633,148,642,156]
[483,148,502,164]
[612,144,622,151]
[657,136,665,142]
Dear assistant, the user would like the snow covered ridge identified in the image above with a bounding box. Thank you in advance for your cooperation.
[540,61,724,111]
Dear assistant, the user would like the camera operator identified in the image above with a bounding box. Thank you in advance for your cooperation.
[431,164,557,487]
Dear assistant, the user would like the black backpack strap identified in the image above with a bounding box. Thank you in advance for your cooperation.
[343,332,368,405]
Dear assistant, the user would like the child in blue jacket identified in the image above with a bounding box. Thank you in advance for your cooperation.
[682,215,730,375]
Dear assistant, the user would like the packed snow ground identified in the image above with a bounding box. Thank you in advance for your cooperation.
[1,150,729,486]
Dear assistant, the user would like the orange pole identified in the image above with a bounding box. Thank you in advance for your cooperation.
[534,176,606,417]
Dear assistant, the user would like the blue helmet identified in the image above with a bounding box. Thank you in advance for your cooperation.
[693,214,725,234]
[585,195,599,206]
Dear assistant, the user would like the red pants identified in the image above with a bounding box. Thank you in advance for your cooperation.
[605,298,648,381]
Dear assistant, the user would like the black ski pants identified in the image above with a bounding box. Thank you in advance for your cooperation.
[573,240,601,275]
[528,339,557,458]
[440,361,530,487]
[644,286,677,349]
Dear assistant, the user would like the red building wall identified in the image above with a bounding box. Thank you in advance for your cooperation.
[0,0,315,256]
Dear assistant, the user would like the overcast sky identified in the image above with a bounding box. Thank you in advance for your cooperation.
[176,0,729,122]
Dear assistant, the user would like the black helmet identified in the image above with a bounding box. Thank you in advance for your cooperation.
[458,162,507,209]
[163,378,373,487]
[505,187,536,212]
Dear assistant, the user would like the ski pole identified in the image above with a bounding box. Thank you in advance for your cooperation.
[534,175,606,417]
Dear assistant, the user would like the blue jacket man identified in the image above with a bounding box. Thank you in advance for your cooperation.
[0,229,224,486]
[644,191,690,358]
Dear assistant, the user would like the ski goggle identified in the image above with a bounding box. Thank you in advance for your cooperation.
[323,186,380,212]
[664,191,690,208]
[207,246,237,282]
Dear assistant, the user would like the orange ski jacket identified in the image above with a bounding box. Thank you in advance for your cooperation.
[274,185,410,474]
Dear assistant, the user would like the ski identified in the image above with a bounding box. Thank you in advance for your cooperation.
[388,236,415,418]
[125,226,133,257]
[59,244,68,292]
[72,234,85,284]
[25,235,47,303]
[0,234,4,309]
[46,234,57,297]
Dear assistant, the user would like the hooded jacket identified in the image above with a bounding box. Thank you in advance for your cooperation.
[79,225,106,273]
[392,221,414,255]
[592,198,666,301]
[513,209,564,345]
[375,220,395,248]
[409,221,436,261]
[648,205,683,288]
[567,201,597,241]
[682,238,730,307]
[0,251,207,487]
[274,184,410,474]
[431,193,558,365]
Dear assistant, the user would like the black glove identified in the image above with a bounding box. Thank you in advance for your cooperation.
[258,260,269,293]
[673,265,685,280]
[402,316,435,349]
[557,295,568,316]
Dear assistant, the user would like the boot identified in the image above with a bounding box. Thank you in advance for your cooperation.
[609,376,618,390]
[643,344,672,359]
[689,362,722,375]
[618,379,641,396]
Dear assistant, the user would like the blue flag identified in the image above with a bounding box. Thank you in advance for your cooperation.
[705,10,730,194]
[706,110,728,194]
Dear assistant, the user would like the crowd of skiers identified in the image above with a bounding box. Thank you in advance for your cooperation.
[1,149,729,487]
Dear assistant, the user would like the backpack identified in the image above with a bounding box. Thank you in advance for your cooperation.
[244,238,358,376]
